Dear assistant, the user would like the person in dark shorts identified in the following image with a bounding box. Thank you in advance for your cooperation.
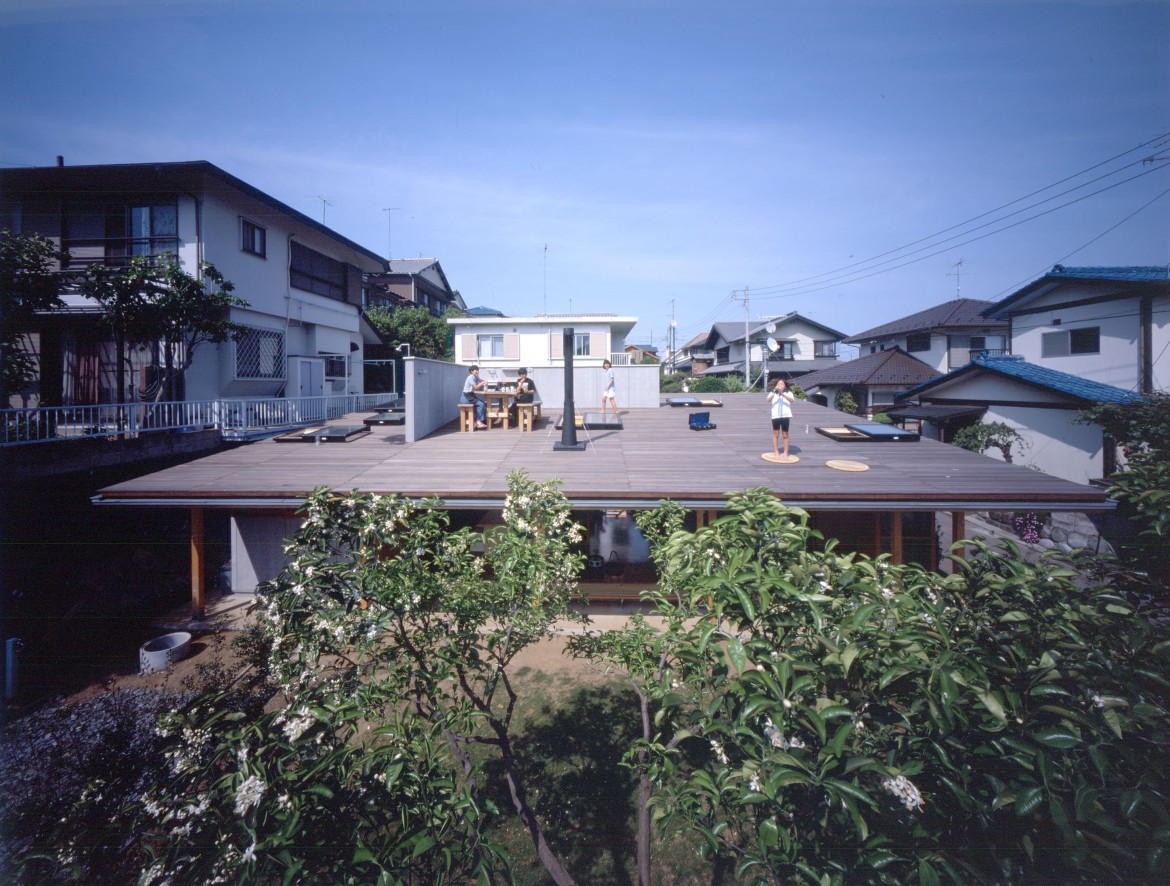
[768,378,795,459]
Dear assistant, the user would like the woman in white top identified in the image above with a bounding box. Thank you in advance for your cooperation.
[767,378,795,460]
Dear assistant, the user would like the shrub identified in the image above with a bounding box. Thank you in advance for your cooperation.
[834,390,858,414]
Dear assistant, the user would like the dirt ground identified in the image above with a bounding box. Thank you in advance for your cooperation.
[60,595,644,705]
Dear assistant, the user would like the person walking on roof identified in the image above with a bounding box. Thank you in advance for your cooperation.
[600,359,618,418]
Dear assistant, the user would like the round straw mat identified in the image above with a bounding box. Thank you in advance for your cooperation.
[761,453,800,464]
[826,459,869,472]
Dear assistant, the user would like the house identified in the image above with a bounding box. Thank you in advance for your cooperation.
[92,391,1114,613]
[445,312,660,407]
[671,331,714,376]
[891,266,1168,486]
[697,313,845,383]
[796,347,941,416]
[624,343,659,364]
[980,265,1168,394]
[364,258,463,317]
[0,160,387,407]
[843,298,1008,374]
[896,354,1136,485]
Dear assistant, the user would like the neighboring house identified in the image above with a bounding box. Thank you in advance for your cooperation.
[464,305,506,317]
[843,298,1008,373]
[624,343,659,364]
[896,354,1135,485]
[796,347,940,415]
[697,313,844,382]
[672,331,713,375]
[981,265,1169,394]
[448,312,638,372]
[365,258,464,317]
[1,160,386,407]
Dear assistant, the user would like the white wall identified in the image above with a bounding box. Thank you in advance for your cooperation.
[231,513,303,592]
[980,405,1105,486]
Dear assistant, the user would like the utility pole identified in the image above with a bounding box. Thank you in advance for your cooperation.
[742,286,751,389]
[669,297,676,374]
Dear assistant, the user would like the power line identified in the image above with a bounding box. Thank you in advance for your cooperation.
[751,131,1170,295]
[991,186,1170,298]
[751,163,1170,301]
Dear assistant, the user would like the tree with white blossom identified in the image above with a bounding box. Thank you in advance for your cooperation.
[574,488,1170,883]
[135,469,587,885]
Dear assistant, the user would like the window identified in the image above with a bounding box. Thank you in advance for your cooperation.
[477,334,504,358]
[772,340,796,360]
[235,327,285,379]
[1042,326,1100,358]
[290,242,347,301]
[107,203,178,263]
[574,333,591,357]
[241,219,266,257]
[814,340,837,358]
[322,355,347,378]
[905,333,931,353]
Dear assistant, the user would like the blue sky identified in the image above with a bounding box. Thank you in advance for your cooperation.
[2,0,1168,354]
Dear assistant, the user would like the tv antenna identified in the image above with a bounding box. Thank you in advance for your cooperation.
[948,258,968,299]
[309,195,334,224]
[382,207,401,259]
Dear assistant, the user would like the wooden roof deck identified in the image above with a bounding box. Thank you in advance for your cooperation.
[94,394,1110,512]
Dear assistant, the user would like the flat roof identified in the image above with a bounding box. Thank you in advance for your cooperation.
[93,394,1111,512]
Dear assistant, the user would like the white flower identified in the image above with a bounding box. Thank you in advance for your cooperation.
[241,841,257,864]
[709,739,730,765]
[749,774,763,792]
[881,774,924,811]
[1091,693,1107,708]
[282,710,315,743]
[234,774,266,815]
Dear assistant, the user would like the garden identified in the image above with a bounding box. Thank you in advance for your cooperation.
[3,392,1170,884]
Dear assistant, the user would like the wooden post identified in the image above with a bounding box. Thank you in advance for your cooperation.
[190,506,206,619]
[951,511,966,565]
[890,511,904,565]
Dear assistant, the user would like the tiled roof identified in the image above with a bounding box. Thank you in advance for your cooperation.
[797,348,940,389]
[982,265,1169,318]
[844,299,1004,343]
[898,354,1138,404]
[707,313,846,346]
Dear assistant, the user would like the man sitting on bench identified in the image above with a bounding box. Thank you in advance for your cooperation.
[461,365,488,429]
[509,367,537,424]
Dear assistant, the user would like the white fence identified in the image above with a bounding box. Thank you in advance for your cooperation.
[0,393,398,447]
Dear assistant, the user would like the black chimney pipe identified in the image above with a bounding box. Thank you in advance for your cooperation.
[553,326,586,451]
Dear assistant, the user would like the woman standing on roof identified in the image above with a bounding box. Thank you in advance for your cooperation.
[768,378,795,460]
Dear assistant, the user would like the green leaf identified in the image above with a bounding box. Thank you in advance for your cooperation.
[1033,727,1079,749]
[841,643,860,676]
[976,689,1007,721]
[726,637,748,675]
[759,817,780,852]
[919,858,942,886]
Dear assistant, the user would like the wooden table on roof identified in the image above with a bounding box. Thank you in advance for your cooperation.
[482,388,516,430]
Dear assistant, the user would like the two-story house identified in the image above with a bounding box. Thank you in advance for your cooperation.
[696,312,845,384]
[843,298,1008,374]
[446,312,661,407]
[981,265,1168,393]
[0,160,387,407]
[894,267,1166,485]
[364,258,463,317]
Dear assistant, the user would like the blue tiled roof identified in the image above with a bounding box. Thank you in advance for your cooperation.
[983,265,1169,318]
[1048,265,1169,283]
[898,354,1138,404]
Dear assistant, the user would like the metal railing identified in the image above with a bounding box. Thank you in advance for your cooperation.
[0,392,399,447]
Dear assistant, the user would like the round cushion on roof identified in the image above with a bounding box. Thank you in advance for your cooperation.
[761,453,800,464]
[826,459,870,472]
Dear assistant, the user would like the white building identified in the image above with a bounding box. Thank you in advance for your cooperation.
[695,313,845,383]
[1,160,387,406]
[982,265,1168,394]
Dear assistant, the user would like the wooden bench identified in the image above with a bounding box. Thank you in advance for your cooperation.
[458,402,477,432]
[517,399,542,432]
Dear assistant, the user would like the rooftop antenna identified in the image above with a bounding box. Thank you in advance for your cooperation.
[382,207,400,259]
[543,243,548,313]
[948,258,966,299]
[309,195,334,224]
